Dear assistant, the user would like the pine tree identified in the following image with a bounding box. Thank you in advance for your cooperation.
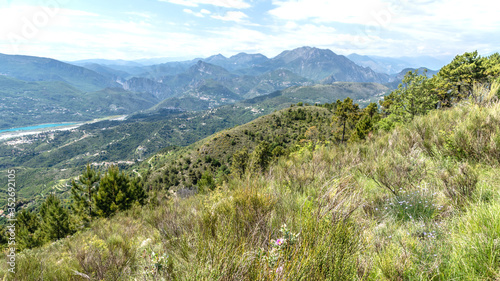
[351,103,380,141]
[129,177,147,206]
[39,194,72,241]
[94,165,131,217]
[250,141,272,173]
[391,69,436,121]
[332,97,359,144]
[198,171,216,193]
[94,165,146,217]
[231,147,249,178]
[71,164,100,222]
[436,51,487,105]
[16,209,42,250]
[484,53,500,79]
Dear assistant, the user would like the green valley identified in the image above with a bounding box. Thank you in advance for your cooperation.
[1,49,499,280]
[0,75,159,130]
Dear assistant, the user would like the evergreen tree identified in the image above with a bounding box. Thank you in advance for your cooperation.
[39,194,72,241]
[351,116,372,141]
[391,69,437,121]
[350,102,381,141]
[71,164,100,222]
[231,147,249,178]
[484,53,500,79]
[250,141,272,173]
[16,209,42,250]
[198,171,216,193]
[332,97,359,144]
[379,91,397,116]
[436,51,487,105]
[363,102,379,119]
[272,146,286,157]
[94,165,132,217]
[94,165,146,217]
[129,177,147,206]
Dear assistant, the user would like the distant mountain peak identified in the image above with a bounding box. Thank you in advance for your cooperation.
[230,52,268,60]
[187,60,232,78]
[261,46,389,82]
[275,46,338,63]
[194,60,219,69]
[209,53,227,59]
[192,60,214,72]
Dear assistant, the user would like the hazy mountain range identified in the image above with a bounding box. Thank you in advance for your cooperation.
[0,46,444,129]
[347,53,448,74]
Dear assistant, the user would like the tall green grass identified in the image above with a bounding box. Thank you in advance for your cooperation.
[3,100,500,280]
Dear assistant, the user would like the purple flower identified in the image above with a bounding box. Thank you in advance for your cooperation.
[275,239,284,246]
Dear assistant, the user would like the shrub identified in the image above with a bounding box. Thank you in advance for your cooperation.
[440,162,478,207]
[71,233,136,280]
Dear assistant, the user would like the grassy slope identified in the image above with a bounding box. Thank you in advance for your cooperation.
[0,105,266,209]
[0,82,385,210]
[142,105,335,191]
[3,99,500,280]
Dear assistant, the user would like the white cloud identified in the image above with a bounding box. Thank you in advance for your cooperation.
[183,8,205,17]
[269,0,500,34]
[0,5,100,54]
[212,11,248,22]
[125,11,154,19]
[267,0,500,57]
[161,0,198,7]
[160,0,251,9]
[1,0,498,61]
[269,0,386,25]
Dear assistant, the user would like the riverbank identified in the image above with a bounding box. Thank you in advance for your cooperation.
[0,115,127,141]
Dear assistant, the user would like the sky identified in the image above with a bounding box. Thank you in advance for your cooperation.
[0,0,498,61]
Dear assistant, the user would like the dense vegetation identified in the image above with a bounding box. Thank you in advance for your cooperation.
[1,51,500,280]
[0,82,385,211]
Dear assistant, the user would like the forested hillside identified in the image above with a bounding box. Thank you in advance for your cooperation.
[1,51,500,280]
[0,80,386,212]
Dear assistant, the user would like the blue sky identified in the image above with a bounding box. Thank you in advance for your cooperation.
[0,0,498,61]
